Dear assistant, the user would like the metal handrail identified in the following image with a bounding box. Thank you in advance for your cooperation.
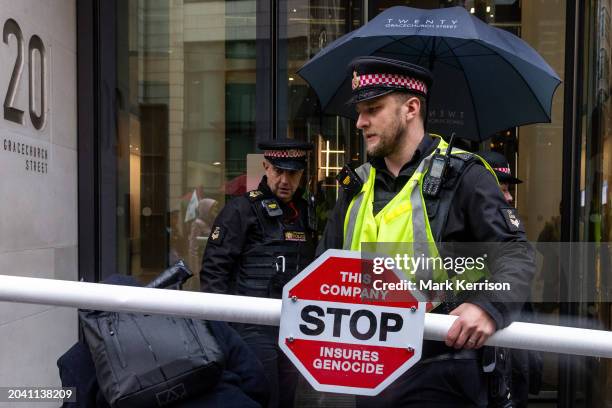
[0,274,611,358]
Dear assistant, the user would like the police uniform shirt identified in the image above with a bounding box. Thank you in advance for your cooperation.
[200,177,313,295]
[318,134,535,332]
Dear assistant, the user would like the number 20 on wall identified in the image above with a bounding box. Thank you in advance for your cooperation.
[2,18,46,130]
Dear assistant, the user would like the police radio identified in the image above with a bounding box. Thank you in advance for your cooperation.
[423,133,455,198]
[336,164,363,196]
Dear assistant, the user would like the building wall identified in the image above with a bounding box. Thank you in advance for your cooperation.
[0,0,77,403]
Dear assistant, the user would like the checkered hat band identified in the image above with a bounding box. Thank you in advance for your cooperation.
[354,73,428,94]
[264,149,307,158]
[494,167,511,174]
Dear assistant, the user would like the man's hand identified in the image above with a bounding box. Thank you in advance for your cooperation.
[445,303,496,350]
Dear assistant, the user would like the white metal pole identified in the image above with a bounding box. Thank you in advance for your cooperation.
[1,274,611,358]
[0,274,281,326]
[423,313,612,359]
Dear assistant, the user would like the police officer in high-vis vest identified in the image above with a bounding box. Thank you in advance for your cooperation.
[318,57,535,407]
[200,141,316,408]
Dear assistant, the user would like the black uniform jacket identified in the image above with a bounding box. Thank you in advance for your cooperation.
[200,177,313,295]
[317,134,535,335]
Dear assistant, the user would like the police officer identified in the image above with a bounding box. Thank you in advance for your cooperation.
[477,151,523,206]
[200,140,315,408]
[318,56,535,407]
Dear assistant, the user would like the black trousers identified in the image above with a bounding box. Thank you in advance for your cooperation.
[356,359,488,408]
[234,324,299,408]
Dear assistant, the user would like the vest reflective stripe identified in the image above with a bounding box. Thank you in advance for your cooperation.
[407,152,440,282]
[343,163,372,250]
[343,192,364,250]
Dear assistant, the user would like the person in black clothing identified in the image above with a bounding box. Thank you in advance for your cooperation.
[57,274,269,408]
[200,141,316,408]
[318,57,535,407]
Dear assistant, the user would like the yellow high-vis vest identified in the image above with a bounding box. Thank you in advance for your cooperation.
[343,135,497,285]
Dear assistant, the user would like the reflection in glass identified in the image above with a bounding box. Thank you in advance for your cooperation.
[285,0,363,239]
[116,0,257,289]
[580,0,612,404]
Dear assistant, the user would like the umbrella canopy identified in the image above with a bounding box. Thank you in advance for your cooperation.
[298,6,561,141]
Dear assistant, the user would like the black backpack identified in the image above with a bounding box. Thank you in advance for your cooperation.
[79,310,224,408]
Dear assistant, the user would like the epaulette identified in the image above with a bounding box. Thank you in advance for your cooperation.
[444,153,477,187]
[245,190,265,201]
[448,152,480,177]
[450,152,473,162]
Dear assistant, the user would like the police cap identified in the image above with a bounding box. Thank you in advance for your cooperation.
[347,56,433,104]
[477,150,522,184]
[258,140,313,171]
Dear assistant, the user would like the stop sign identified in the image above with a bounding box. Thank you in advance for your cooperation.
[278,249,425,396]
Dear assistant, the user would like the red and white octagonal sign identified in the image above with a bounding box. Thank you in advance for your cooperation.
[278,249,425,396]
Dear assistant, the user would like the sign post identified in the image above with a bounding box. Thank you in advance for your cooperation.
[278,249,425,396]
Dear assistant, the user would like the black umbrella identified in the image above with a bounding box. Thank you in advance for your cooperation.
[298,6,561,141]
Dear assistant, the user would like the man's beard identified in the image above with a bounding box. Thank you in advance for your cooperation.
[367,118,405,158]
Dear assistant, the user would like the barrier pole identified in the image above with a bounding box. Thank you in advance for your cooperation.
[1,274,611,358]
